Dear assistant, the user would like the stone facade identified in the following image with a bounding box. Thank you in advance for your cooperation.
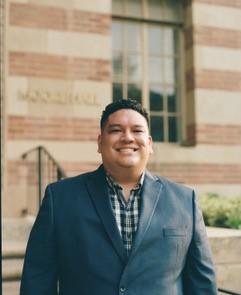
[2,0,241,217]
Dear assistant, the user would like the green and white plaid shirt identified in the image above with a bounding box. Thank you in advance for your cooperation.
[106,173,144,255]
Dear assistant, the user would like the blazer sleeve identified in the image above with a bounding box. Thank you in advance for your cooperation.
[20,185,58,295]
[182,191,218,295]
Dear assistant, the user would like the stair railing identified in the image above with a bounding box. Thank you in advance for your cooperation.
[22,145,66,209]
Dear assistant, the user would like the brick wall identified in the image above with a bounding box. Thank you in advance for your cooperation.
[189,26,241,49]
[8,115,241,145]
[184,0,241,145]
[193,0,241,8]
[177,0,241,199]
[8,116,99,141]
[4,0,112,217]
[9,52,110,81]
[4,0,241,217]
[7,160,241,187]
[10,2,111,34]
[148,163,241,185]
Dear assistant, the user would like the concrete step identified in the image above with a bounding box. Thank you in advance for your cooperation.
[2,240,27,259]
[2,217,32,283]
[2,281,21,295]
[2,258,24,281]
[2,217,34,241]
[2,240,26,282]
[3,241,26,258]
[1,216,34,295]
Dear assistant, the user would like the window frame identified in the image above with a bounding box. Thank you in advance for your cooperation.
[112,0,186,144]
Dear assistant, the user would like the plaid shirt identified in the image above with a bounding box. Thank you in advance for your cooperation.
[106,173,144,255]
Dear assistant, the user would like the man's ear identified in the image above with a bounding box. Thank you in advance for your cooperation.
[97,134,102,153]
[149,136,153,154]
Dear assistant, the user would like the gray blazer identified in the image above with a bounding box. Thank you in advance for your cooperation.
[20,165,217,294]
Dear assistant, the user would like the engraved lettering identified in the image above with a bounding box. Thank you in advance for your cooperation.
[18,89,101,106]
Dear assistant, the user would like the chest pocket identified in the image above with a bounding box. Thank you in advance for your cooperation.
[163,228,187,238]
[162,227,189,269]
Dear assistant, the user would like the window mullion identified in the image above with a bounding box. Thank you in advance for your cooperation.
[163,90,168,142]
[142,23,149,111]
[123,23,128,98]
[178,29,186,144]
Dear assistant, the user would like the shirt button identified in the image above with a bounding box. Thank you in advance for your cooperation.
[120,286,126,293]
[127,232,132,239]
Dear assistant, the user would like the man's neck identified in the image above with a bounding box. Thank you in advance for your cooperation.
[104,166,144,188]
[105,167,144,201]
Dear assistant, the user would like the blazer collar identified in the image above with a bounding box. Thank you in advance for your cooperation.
[129,170,163,258]
[85,165,163,263]
[85,165,128,263]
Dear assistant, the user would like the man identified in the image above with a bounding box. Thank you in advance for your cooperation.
[20,99,217,294]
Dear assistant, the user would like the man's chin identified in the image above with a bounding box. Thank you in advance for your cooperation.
[118,160,138,168]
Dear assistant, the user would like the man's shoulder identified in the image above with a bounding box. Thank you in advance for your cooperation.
[48,166,102,191]
[147,170,193,195]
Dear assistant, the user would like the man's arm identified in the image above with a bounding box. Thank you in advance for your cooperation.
[183,191,218,294]
[20,185,58,295]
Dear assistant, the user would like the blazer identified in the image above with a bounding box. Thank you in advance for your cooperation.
[20,165,217,295]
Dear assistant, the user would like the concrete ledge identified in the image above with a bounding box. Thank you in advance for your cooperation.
[2,220,241,292]
[207,227,241,293]
[2,241,26,282]
[207,227,241,238]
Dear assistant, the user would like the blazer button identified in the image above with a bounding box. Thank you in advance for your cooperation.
[120,286,126,293]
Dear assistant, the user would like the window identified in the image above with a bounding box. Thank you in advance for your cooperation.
[112,0,184,143]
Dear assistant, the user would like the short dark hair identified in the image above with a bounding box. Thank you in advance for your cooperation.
[100,99,149,129]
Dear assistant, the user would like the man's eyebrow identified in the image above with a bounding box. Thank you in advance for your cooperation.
[107,124,145,129]
[108,124,122,128]
[133,125,145,128]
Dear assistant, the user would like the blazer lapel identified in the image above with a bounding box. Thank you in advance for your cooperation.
[130,170,163,257]
[85,165,128,263]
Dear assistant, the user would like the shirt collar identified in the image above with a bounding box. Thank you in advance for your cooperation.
[105,171,145,192]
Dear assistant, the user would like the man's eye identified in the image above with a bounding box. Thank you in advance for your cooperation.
[134,130,143,133]
[110,129,121,133]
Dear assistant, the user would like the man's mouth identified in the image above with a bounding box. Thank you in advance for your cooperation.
[116,147,138,152]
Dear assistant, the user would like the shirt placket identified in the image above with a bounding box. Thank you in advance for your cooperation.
[106,174,142,255]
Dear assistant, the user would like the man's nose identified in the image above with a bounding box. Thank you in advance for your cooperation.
[121,130,134,142]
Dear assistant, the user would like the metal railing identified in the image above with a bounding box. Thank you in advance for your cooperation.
[22,145,66,209]
[218,288,241,295]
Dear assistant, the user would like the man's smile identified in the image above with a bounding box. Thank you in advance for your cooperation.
[116,147,138,152]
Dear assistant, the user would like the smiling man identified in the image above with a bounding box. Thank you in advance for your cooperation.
[20,99,217,295]
[98,105,153,201]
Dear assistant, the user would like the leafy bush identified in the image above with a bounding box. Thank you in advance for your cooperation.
[199,193,241,229]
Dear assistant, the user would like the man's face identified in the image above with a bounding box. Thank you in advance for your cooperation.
[98,109,153,174]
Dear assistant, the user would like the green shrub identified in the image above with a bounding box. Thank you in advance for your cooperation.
[199,194,241,229]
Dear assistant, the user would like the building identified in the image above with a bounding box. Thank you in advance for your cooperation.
[1,0,241,218]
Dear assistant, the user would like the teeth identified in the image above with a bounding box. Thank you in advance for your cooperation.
[117,148,137,152]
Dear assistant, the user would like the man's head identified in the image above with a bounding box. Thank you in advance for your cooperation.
[98,99,153,177]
